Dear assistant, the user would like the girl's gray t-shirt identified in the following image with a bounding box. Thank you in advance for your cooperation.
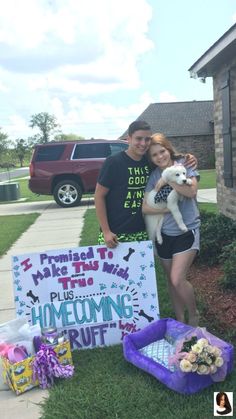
[145,160,200,236]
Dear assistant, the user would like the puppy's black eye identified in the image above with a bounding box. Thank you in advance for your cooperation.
[176,173,180,176]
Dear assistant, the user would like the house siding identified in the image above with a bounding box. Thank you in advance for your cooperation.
[213,59,236,220]
[169,135,215,169]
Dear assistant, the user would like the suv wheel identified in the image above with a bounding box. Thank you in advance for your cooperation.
[53,180,82,207]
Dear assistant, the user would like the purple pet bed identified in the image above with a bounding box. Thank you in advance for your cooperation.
[123,318,234,394]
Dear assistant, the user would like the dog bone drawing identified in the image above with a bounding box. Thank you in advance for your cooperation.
[123,248,135,262]
[138,309,154,323]
[26,290,40,304]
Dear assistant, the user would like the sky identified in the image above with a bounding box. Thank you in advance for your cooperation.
[0,0,236,142]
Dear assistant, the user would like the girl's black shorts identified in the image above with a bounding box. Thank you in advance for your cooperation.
[155,228,200,260]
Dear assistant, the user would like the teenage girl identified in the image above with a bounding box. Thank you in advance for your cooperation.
[142,133,200,326]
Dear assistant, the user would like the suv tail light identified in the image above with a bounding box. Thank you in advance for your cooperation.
[29,162,35,177]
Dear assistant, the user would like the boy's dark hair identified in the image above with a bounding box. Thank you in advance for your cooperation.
[128,120,151,136]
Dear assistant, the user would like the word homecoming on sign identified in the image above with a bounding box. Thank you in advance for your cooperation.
[31,293,133,328]
[20,247,130,287]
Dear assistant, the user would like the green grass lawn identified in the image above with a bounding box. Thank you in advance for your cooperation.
[0,213,40,256]
[198,202,218,214]
[40,206,235,419]
[198,169,216,189]
[41,343,235,419]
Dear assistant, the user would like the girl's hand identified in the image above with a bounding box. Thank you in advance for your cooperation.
[154,177,166,192]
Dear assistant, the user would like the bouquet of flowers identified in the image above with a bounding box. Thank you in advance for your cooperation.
[170,335,224,375]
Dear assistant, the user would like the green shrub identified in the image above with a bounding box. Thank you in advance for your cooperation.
[219,241,236,290]
[198,210,236,266]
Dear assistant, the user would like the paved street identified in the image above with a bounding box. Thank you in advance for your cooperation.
[0,167,29,182]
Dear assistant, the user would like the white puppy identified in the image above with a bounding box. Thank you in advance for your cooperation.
[144,164,192,245]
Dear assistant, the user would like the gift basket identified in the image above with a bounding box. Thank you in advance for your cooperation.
[0,318,74,395]
[123,318,234,394]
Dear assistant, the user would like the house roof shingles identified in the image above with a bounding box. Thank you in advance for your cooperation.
[120,100,214,138]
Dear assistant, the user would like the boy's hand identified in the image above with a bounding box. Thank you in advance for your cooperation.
[185,153,198,170]
[104,231,119,248]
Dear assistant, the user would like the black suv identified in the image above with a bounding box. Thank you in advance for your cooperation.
[29,139,128,207]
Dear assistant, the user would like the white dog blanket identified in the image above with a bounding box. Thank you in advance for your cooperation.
[145,164,192,245]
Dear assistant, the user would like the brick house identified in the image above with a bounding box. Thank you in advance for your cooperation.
[189,23,236,220]
[120,101,214,169]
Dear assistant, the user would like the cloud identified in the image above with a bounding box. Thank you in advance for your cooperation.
[0,81,8,92]
[49,91,155,138]
[7,90,155,141]
[159,91,178,102]
[0,0,153,76]
[0,0,154,140]
[0,42,102,73]
[3,115,32,140]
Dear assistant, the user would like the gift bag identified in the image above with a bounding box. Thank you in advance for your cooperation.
[2,340,73,395]
[0,317,41,390]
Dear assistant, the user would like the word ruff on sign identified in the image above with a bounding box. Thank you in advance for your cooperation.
[12,241,159,350]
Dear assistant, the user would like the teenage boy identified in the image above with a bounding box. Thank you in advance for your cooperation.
[95,120,196,248]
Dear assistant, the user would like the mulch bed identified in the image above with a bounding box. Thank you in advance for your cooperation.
[188,264,236,331]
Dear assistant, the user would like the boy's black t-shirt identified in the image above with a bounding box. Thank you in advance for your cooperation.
[98,151,150,234]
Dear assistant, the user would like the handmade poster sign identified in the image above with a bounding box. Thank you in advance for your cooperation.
[12,241,159,350]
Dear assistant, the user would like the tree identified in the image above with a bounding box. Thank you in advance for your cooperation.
[0,129,18,168]
[0,128,8,155]
[29,112,60,143]
[14,138,30,167]
[54,133,85,142]
[27,134,42,148]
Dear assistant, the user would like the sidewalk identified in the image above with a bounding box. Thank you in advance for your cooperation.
[197,188,216,203]
[0,199,94,419]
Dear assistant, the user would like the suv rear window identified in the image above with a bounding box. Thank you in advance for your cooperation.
[72,142,128,159]
[72,143,110,159]
[35,145,66,162]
